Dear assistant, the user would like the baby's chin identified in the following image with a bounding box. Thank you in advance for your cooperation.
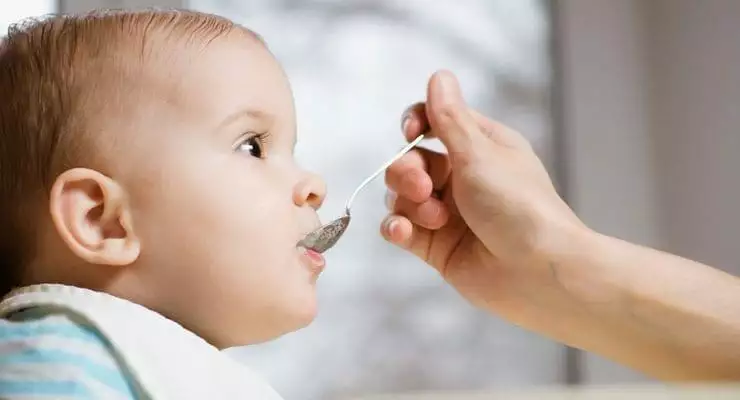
[213,291,319,348]
[271,291,319,337]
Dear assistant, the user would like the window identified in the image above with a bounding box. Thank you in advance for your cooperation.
[189,1,559,399]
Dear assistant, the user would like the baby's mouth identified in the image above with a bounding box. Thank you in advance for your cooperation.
[296,241,326,274]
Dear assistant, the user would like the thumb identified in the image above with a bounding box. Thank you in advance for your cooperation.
[426,70,484,157]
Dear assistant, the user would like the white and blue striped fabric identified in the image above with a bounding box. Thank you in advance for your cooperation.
[0,307,140,399]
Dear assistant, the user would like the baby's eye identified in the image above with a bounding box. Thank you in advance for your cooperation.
[234,134,266,158]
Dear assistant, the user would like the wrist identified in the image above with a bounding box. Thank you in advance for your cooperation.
[544,226,622,305]
[534,219,600,273]
[530,225,627,344]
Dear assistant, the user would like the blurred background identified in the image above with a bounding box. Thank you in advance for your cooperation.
[3,0,739,399]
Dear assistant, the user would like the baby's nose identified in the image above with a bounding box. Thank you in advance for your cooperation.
[293,171,326,209]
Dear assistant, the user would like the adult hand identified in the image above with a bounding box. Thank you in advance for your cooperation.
[382,70,589,331]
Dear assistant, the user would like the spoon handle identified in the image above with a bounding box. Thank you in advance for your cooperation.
[344,134,426,215]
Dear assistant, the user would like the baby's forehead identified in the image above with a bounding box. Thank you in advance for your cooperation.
[88,31,266,110]
[144,36,291,121]
[83,33,291,147]
[88,39,295,170]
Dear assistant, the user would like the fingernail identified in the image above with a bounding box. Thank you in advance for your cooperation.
[388,220,399,236]
[385,191,397,210]
[438,71,463,103]
[401,113,411,134]
[384,217,399,236]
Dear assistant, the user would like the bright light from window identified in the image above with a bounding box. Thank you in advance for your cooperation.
[1,1,56,36]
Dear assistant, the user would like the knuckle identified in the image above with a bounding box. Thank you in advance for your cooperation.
[438,103,465,125]
[385,167,406,187]
[427,203,448,228]
[384,169,396,186]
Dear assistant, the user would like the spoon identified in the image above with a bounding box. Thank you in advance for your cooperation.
[298,134,426,253]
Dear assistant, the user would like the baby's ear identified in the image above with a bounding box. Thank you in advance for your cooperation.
[49,168,140,266]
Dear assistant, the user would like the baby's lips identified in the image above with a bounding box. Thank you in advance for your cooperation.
[299,246,326,275]
[303,247,324,264]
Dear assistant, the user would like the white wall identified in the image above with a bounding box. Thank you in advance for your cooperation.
[557,0,740,383]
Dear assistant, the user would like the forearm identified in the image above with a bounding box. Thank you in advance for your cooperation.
[554,231,740,380]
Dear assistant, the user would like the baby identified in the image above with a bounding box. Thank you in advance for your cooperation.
[0,8,328,399]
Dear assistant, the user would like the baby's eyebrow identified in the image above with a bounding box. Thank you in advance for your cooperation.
[216,108,273,131]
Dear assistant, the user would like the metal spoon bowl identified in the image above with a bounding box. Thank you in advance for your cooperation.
[299,134,426,253]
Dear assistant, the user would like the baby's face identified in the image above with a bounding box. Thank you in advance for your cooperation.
[114,34,327,346]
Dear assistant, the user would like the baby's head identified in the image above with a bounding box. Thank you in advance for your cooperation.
[0,9,327,347]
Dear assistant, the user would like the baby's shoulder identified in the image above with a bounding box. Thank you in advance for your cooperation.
[0,307,143,399]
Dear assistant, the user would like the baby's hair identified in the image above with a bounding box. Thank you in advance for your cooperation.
[0,8,261,295]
